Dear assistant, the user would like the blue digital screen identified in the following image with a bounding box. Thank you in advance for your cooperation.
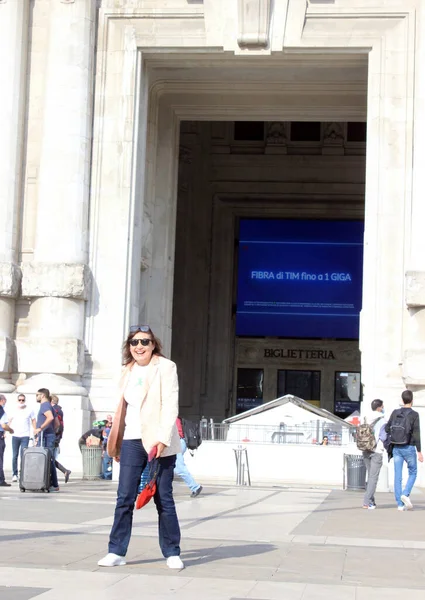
[236,219,364,339]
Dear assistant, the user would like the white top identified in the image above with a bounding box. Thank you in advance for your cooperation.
[123,364,148,440]
[11,406,36,438]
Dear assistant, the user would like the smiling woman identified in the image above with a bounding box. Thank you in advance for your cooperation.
[122,325,164,366]
[98,325,184,570]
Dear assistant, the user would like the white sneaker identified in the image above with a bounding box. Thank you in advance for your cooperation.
[397,506,405,511]
[97,553,126,567]
[401,494,413,510]
[166,556,184,570]
[12,475,17,483]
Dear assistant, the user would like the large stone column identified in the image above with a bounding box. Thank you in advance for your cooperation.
[402,3,425,401]
[0,0,29,391]
[16,0,96,469]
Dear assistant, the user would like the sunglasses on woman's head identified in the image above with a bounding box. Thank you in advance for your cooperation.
[129,325,150,333]
[129,338,152,347]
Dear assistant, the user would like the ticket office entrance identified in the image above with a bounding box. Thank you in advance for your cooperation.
[234,340,361,419]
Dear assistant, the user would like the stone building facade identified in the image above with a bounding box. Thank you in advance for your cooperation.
[1,0,425,469]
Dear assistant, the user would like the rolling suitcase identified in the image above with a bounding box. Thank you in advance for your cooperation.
[19,433,51,493]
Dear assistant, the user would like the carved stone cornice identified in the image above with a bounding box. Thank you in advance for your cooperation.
[266,122,287,145]
[237,0,271,48]
[323,122,344,155]
[323,122,344,145]
[265,121,288,154]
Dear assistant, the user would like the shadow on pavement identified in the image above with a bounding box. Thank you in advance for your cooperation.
[0,530,83,543]
[127,543,277,567]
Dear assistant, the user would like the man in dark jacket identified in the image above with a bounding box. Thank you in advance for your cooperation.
[385,390,423,511]
[78,421,107,447]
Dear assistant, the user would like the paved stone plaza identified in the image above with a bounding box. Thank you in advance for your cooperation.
[0,480,425,599]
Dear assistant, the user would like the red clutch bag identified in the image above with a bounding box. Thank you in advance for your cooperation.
[135,458,159,510]
[136,480,156,509]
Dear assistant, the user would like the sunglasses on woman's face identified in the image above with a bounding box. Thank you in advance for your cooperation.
[129,338,152,347]
[129,325,150,333]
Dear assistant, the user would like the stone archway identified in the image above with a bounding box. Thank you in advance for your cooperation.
[88,2,422,419]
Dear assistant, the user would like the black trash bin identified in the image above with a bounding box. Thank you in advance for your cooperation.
[344,453,366,490]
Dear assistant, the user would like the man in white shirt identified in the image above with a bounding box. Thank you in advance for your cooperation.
[9,394,36,483]
[0,395,14,487]
[362,398,387,509]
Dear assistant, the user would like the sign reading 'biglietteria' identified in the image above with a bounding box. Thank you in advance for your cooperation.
[264,348,336,360]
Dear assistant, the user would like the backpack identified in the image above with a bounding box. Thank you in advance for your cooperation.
[356,417,382,452]
[52,404,64,444]
[389,409,411,445]
[181,418,202,450]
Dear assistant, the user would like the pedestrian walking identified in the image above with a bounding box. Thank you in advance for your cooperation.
[9,394,36,482]
[98,325,184,570]
[101,414,113,479]
[175,417,202,497]
[34,388,60,493]
[385,390,423,511]
[0,395,14,487]
[51,395,71,483]
[138,417,203,496]
[360,399,386,509]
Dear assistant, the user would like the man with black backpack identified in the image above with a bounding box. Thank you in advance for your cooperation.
[385,390,423,511]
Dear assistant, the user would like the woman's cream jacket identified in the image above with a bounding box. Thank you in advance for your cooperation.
[107,355,181,458]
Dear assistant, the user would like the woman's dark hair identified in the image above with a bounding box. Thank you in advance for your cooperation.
[122,326,165,365]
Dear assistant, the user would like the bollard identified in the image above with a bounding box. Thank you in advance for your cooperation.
[233,445,251,486]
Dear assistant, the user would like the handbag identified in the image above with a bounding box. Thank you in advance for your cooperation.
[136,458,160,509]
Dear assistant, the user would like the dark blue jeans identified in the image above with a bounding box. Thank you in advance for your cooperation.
[12,436,30,477]
[37,432,59,488]
[108,439,181,558]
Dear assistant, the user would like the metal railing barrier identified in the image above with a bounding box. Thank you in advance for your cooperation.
[202,421,356,446]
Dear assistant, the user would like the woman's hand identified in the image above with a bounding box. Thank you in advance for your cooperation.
[113,456,120,463]
[155,442,166,458]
